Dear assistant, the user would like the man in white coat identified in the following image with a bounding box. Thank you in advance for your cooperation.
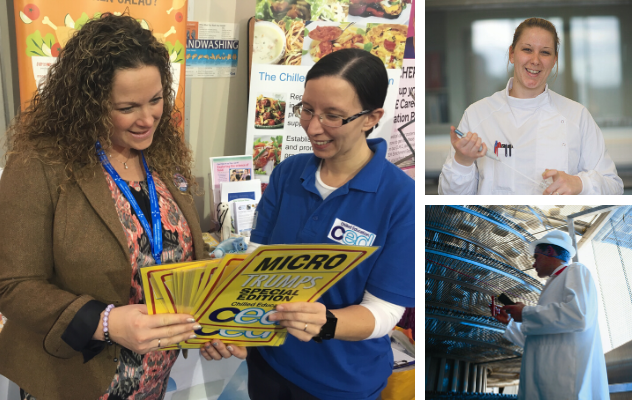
[492,231,610,399]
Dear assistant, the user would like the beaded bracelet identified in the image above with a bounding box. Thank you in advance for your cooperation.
[103,304,115,345]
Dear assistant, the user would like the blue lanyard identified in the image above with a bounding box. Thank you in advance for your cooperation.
[96,141,162,265]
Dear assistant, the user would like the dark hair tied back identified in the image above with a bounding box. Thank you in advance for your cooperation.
[305,49,388,137]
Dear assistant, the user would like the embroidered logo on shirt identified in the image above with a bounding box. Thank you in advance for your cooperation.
[327,218,376,246]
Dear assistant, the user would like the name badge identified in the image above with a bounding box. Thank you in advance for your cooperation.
[173,173,188,192]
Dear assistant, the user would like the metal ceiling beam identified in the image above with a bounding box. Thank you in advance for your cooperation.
[567,206,621,262]
[426,273,497,296]
[567,205,621,219]
[427,249,542,293]
[450,206,531,242]
[426,333,522,357]
[426,312,506,332]
[577,211,615,250]
[426,227,519,269]
[426,301,481,315]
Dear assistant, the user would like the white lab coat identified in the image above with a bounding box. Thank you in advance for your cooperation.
[438,78,623,195]
[503,263,610,400]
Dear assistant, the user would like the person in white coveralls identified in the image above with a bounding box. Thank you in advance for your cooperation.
[492,231,610,400]
[439,17,623,195]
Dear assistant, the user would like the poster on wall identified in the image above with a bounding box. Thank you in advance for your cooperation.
[13,0,188,124]
[387,0,415,174]
[245,0,413,184]
[185,21,239,78]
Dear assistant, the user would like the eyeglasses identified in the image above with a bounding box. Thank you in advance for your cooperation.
[293,103,371,128]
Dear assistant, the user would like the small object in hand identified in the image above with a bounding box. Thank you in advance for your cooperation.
[497,293,516,306]
[539,177,554,191]
[491,295,496,316]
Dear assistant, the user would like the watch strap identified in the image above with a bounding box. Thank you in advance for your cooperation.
[313,309,337,343]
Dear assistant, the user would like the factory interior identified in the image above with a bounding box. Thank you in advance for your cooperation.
[425,205,632,399]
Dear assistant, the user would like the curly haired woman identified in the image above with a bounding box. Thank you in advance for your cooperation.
[0,14,243,400]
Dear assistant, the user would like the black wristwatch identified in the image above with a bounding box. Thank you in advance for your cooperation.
[313,309,337,343]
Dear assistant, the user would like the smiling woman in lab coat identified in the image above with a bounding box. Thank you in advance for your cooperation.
[438,17,623,195]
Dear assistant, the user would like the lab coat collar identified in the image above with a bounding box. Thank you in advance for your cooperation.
[505,78,550,110]
[550,263,569,277]
[542,262,570,291]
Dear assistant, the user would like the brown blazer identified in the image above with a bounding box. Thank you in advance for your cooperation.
[0,156,206,400]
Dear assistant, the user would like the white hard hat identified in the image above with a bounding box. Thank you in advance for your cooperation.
[528,230,576,258]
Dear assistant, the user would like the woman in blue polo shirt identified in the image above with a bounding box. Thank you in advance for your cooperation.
[244,49,414,400]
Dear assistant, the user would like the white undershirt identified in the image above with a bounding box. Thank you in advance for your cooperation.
[246,164,407,339]
[315,161,337,200]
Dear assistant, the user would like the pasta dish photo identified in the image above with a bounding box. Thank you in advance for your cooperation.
[365,23,407,68]
[276,18,305,65]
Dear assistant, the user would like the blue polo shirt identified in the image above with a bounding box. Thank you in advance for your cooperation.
[250,138,415,400]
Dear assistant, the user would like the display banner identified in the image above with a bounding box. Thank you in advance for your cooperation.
[13,0,188,124]
[387,0,415,167]
[245,0,413,184]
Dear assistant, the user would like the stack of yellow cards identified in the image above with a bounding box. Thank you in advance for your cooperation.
[141,244,377,350]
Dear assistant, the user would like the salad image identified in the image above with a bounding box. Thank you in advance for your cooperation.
[256,0,349,22]
[255,94,287,128]
[253,136,283,175]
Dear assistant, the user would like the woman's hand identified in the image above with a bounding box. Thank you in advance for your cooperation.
[200,340,247,361]
[268,302,327,342]
[450,126,488,167]
[542,169,583,195]
[100,304,200,355]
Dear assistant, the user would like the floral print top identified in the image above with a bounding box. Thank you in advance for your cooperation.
[98,170,194,400]
[21,169,195,400]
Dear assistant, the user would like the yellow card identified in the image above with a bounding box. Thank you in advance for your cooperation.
[192,257,244,320]
[149,275,172,314]
[179,328,288,348]
[195,244,377,331]
[184,266,206,315]
[217,254,248,287]
[191,260,222,312]
[141,260,210,315]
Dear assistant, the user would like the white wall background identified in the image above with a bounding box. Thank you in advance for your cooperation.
[186,0,257,232]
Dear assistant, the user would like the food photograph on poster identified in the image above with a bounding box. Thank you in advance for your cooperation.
[346,0,412,23]
[253,135,283,177]
[302,21,368,66]
[255,0,349,22]
[254,93,287,128]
